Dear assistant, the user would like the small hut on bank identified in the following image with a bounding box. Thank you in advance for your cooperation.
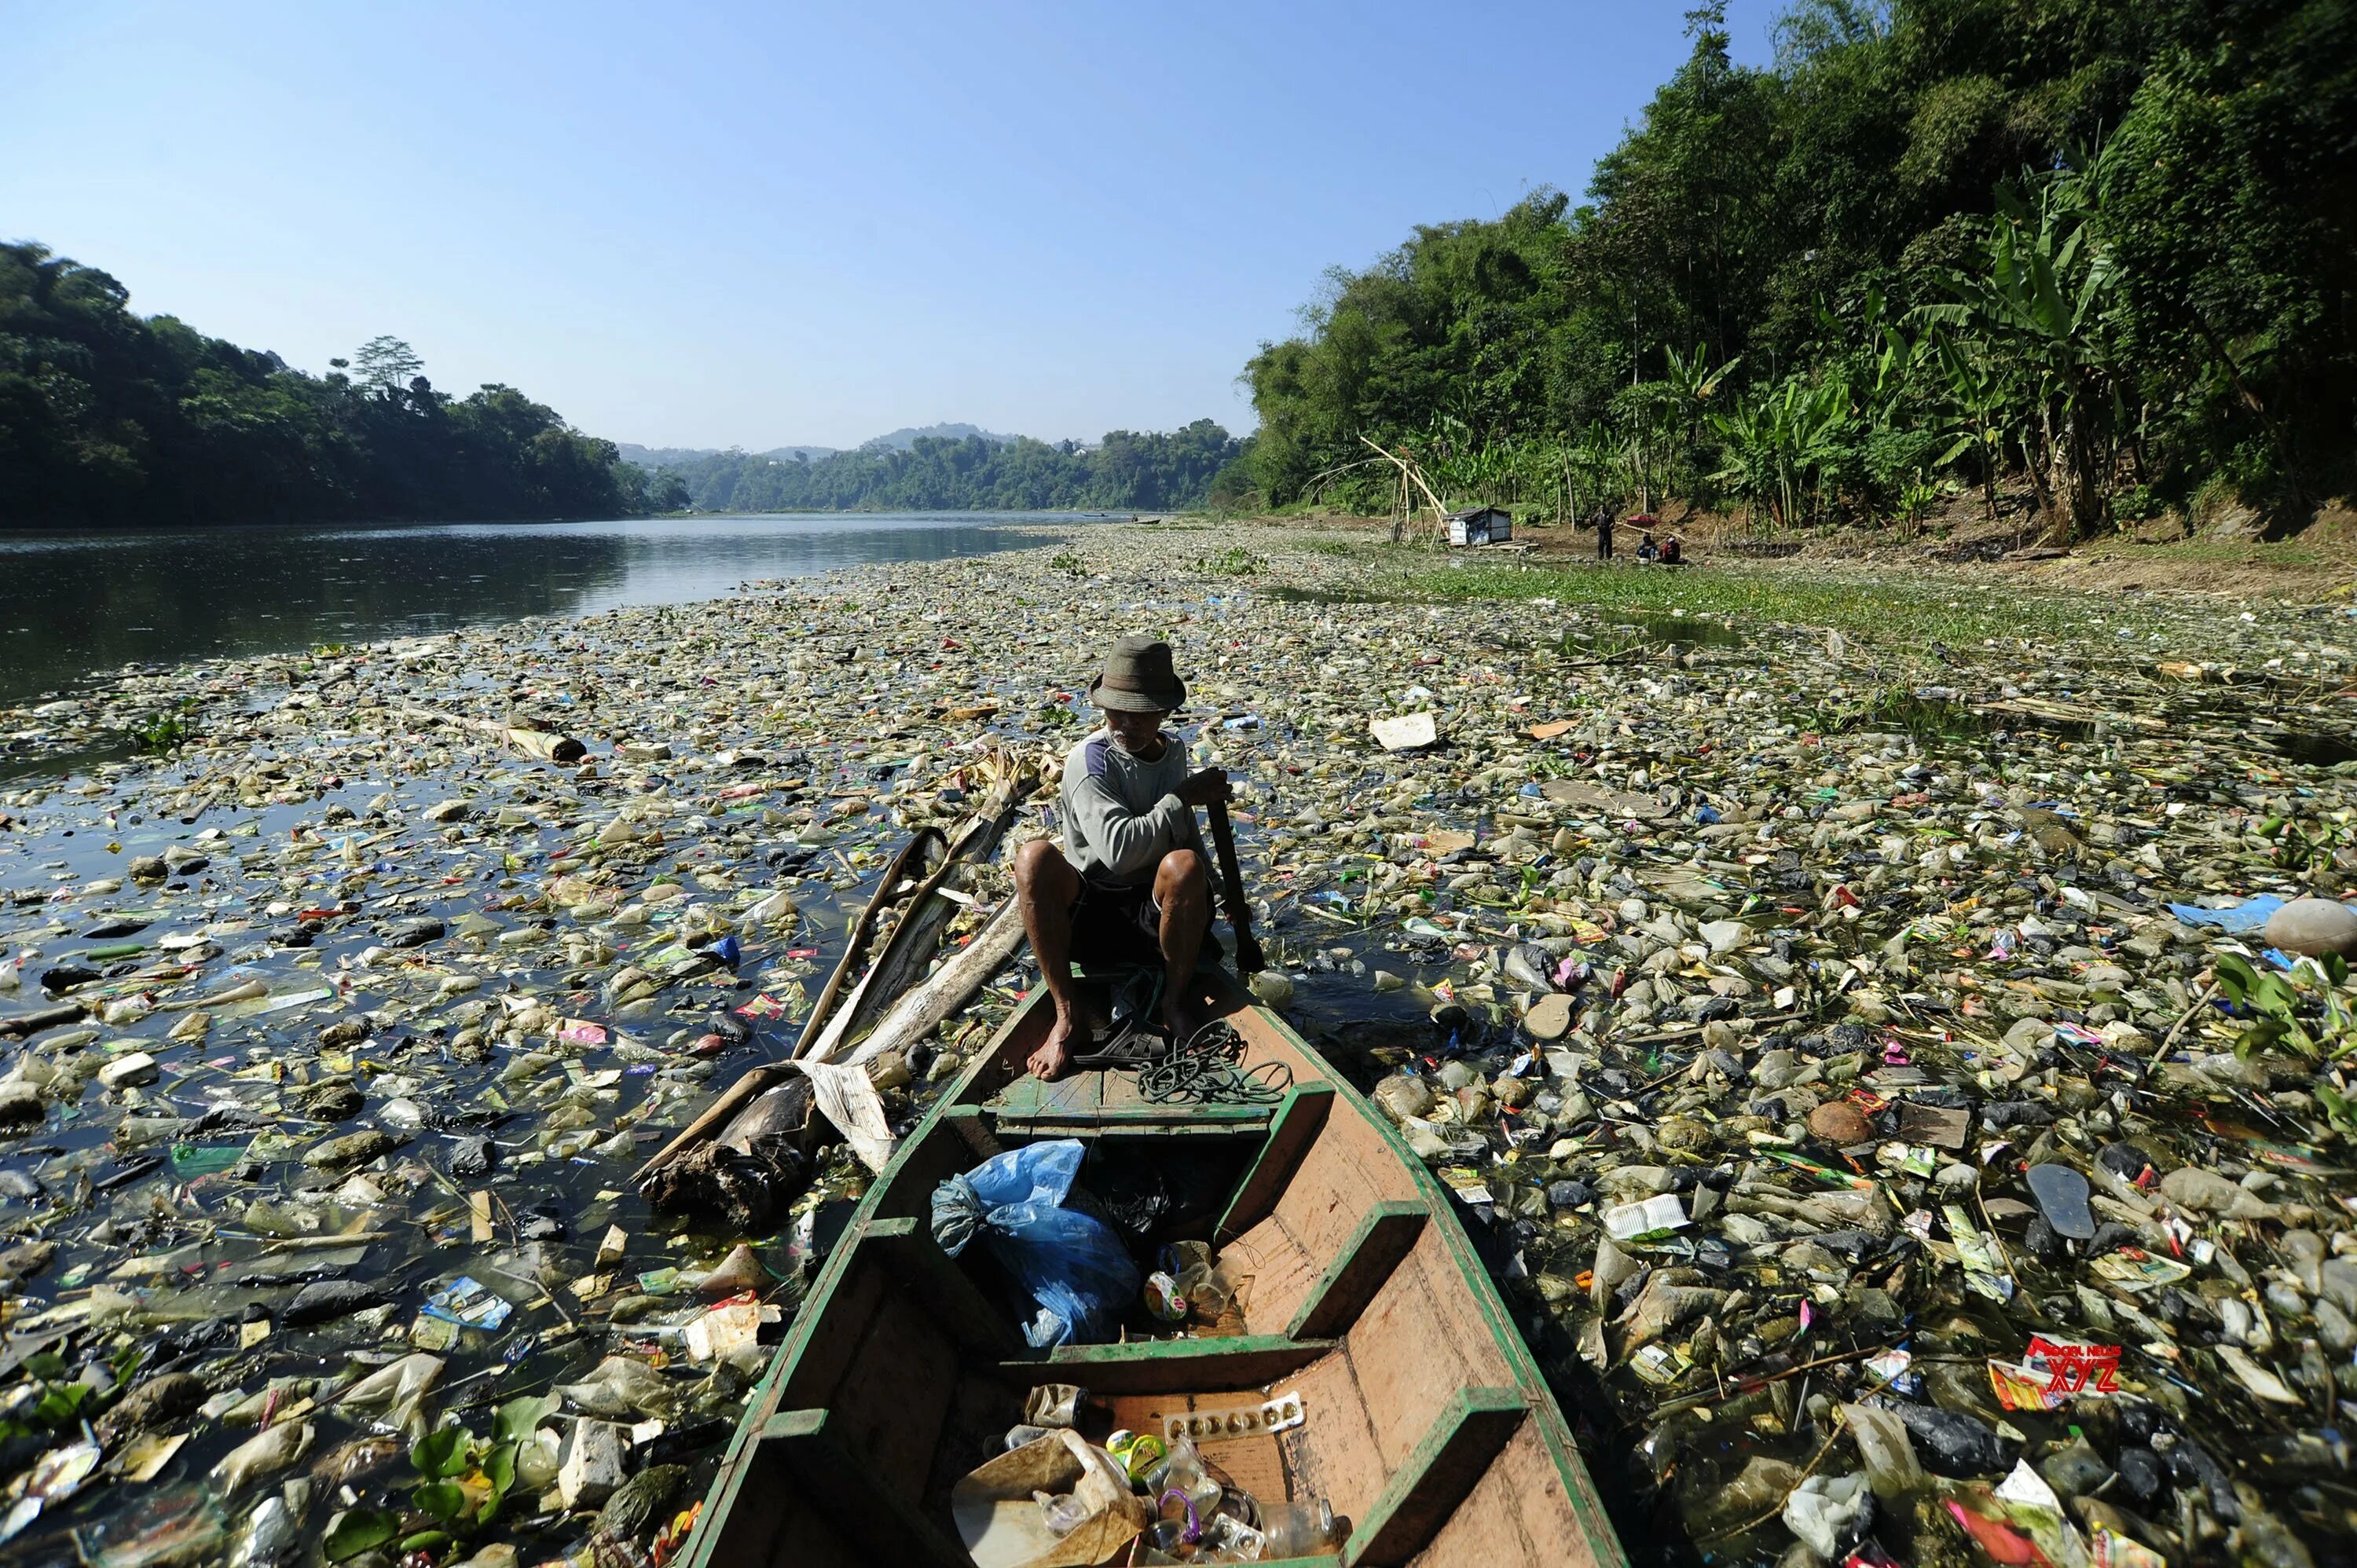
[1446,505,1513,547]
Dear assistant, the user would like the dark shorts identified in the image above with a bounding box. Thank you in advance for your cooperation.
[1068,877,1218,969]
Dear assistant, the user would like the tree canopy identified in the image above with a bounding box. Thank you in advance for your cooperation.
[0,239,1244,524]
[0,242,686,526]
[1242,0,2357,537]
[661,419,1248,513]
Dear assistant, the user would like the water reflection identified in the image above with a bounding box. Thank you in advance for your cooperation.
[0,513,1081,705]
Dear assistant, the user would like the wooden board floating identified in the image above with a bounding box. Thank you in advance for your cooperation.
[679,973,1629,1568]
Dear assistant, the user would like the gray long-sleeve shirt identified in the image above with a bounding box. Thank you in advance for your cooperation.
[1058,727,1204,888]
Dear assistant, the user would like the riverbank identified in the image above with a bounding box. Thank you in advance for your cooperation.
[2,522,2355,1566]
[1237,502,2357,603]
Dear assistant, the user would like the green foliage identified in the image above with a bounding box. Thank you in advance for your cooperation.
[0,248,669,526]
[0,1345,139,1438]
[325,1510,404,1563]
[1915,154,2129,538]
[1047,550,1085,577]
[1784,682,1991,746]
[2213,951,2314,1059]
[413,1482,470,1522]
[2213,949,2354,1064]
[393,1394,551,1539]
[412,1426,471,1481]
[1196,546,1265,576]
[493,1393,557,1447]
[1244,0,2357,535]
[10,1353,92,1433]
[1205,452,1261,511]
[126,698,200,757]
[660,421,1245,513]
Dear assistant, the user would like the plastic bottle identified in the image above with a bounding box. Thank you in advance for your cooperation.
[1142,1435,1204,1498]
[1259,1497,1342,1556]
[1034,1489,1092,1536]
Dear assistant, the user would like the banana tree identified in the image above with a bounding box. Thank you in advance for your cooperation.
[1562,421,1622,522]
[1926,327,2011,522]
[1918,172,2124,542]
[1662,343,1742,510]
[1709,374,1853,533]
[1610,379,1686,512]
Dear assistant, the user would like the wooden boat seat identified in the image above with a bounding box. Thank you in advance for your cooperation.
[980,1063,1280,1138]
[977,980,1281,1141]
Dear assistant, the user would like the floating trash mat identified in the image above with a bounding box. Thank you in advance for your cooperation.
[0,524,2352,1566]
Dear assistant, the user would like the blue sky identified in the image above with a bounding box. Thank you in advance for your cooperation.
[2,1,1785,449]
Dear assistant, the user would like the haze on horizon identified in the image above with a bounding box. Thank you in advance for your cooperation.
[2,0,1783,452]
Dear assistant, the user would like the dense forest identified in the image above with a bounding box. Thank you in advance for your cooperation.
[661,420,1247,513]
[0,241,684,526]
[1243,0,2357,539]
[0,237,1244,523]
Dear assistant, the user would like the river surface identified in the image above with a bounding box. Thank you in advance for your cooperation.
[0,511,1102,706]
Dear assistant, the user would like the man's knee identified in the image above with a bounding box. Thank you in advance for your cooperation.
[1157,848,1208,899]
[1015,839,1073,895]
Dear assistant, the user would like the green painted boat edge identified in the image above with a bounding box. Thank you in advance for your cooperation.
[679,980,1050,1568]
[1321,1026,1631,1563]
[1345,1386,1529,1566]
[678,976,1631,1568]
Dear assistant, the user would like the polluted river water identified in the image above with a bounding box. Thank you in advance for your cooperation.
[0,521,2355,1566]
[0,512,1105,712]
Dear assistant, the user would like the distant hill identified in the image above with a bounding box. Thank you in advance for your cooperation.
[858,423,1017,452]
[619,423,1021,471]
[654,419,1250,513]
[618,442,836,469]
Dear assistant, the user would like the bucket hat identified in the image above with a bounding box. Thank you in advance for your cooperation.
[1088,635,1186,713]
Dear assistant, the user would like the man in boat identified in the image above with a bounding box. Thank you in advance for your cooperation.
[1014,635,1230,1079]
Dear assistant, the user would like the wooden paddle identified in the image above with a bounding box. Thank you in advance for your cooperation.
[1205,796,1265,976]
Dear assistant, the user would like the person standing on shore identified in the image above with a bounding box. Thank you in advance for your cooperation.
[1014,636,1230,1079]
[1596,506,1615,562]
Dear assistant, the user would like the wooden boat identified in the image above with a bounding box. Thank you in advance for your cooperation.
[680,973,1629,1568]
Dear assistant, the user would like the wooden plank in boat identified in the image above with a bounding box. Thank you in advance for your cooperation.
[987,1065,1102,1121]
[864,1217,1023,1356]
[1215,1083,1334,1243]
[1345,1387,1529,1566]
[987,1064,1274,1136]
[994,1333,1335,1394]
[758,1407,970,1567]
[1288,1201,1428,1339]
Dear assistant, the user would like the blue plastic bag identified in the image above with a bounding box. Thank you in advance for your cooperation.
[967,1137,1087,1211]
[2166,895,2357,971]
[930,1139,1139,1348]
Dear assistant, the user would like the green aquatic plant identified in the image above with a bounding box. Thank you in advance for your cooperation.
[126,699,200,757]
[1196,545,1265,577]
[329,1393,557,1561]
[1785,683,1990,747]
[2,1348,119,1435]
[2214,951,2354,1063]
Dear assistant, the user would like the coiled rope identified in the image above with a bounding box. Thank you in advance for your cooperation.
[1137,1019,1293,1106]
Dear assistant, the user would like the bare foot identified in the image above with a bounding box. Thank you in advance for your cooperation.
[1028,1008,1085,1079]
[1164,989,1210,1048]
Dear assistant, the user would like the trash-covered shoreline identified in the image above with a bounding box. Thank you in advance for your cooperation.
[2,522,2355,1567]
